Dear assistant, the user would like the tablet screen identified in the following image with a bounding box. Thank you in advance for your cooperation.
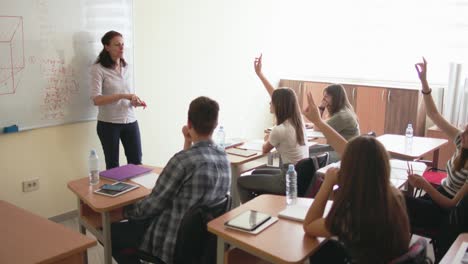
[225,210,271,231]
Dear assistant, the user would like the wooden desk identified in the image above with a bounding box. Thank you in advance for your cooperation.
[67,167,162,264]
[317,159,427,190]
[208,194,323,264]
[440,233,468,264]
[377,134,447,165]
[0,200,96,264]
[228,140,320,208]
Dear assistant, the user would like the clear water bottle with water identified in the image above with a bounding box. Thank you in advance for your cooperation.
[405,123,414,151]
[216,126,226,149]
[88,149,99,185]
[405,123,414,139]
[285,164,298,205]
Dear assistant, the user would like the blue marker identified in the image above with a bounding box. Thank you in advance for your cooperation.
[3,125,19,133]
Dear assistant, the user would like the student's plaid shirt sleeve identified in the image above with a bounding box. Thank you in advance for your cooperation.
[124,154,185,220]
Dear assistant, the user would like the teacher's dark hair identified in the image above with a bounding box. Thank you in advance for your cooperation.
[95,30,127,69]
[188,96,219,136]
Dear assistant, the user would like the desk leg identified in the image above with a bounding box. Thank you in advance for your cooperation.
[77,199,89,264]
[230,164,241,208]
[102,212,112,264]
[433,149,440,169]
[216,236,225,264]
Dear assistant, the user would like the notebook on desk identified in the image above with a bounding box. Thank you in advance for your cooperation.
[226,148,257,157]
[99,164,153,182]
[278,200,333,222]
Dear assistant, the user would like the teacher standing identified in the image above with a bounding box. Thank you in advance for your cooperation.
[91,30,145,169]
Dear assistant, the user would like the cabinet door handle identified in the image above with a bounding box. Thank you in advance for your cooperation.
[387,90,391,103]
[352,87,356,101]
[381,90,385,101]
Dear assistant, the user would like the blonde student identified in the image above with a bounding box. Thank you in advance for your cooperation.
[237,54,308,203]
[302,92,410,264]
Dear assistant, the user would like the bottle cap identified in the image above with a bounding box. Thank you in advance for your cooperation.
[288,164,294,171]
[90,149,96,155]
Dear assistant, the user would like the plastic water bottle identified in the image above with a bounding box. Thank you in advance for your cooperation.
[405,123,414,139]
[216,126,226,149]
[405,124,413,151]
[285,164,298,205]
[88,149,99,185]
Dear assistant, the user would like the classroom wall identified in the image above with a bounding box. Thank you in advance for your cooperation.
[0,0,449,218]
[0,0,275,217]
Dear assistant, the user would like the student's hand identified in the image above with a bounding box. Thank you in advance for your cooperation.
[182,125,191,142]
[324,167,339,187]
[406,162,427,189]
[414,57,429,85]
[408,174,427,189]
[303,92,322,123]
[254,53,263,76]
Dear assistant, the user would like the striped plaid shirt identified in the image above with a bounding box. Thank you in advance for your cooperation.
[443,132,468,196]
[124,140,231,263]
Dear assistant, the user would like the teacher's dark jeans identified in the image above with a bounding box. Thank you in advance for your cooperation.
[97,121,142,169]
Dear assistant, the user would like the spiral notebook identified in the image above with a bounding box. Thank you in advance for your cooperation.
[99,164,153,182]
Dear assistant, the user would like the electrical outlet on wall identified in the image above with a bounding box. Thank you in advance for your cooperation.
[22,178,39,192]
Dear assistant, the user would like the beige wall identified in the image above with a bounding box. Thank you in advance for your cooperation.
[1,0,275,218]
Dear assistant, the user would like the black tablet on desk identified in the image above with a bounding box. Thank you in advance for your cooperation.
[94,182,139,197]
[224,210,271,232]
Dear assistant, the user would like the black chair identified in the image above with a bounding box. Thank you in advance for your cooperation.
[296,152,329,197]
[138,195,231,264]
[389,238,432,264]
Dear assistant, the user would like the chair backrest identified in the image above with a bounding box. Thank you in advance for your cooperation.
[173,195,231,264]
[389,238,431,264]
[295,152,329,197]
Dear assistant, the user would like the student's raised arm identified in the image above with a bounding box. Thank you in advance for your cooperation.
[415,58,459,140]
[303,92,347,156]
[254,54,275,97]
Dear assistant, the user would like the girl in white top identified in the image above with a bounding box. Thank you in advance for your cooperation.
[237,54,308,203]
[90,30,146,169]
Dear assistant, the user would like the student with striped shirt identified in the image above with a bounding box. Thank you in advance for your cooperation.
[406,58,468,261]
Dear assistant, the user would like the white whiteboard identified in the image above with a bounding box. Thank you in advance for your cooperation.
[0,0,134,131]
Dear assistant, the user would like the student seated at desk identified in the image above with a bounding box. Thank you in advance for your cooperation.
[237,54,308,203]
[317,83,360,140]
[110,96,230,264]
[405,58,468,262]
[302,92,410,264]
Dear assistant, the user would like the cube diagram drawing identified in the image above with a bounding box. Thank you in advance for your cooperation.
[0,16,24,95]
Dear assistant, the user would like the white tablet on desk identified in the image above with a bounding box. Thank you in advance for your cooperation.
[94,182,139,197]
[224,210,277,234]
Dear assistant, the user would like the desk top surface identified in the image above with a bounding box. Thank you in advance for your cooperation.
[67,166,162,212]
[0,200,96,264]
[377,134,448,159]
[208,194,323,264]
[440,233,468,264]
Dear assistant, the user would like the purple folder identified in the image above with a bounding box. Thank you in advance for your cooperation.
[99,164,153,181]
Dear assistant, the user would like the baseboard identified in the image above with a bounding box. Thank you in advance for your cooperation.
[49,210,78,223]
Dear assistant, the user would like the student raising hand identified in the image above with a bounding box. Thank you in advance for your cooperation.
[254,53,263,76]
[303,92,322,124]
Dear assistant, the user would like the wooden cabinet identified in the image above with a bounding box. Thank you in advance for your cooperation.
[280,79,426,136]
[355,86,387,135]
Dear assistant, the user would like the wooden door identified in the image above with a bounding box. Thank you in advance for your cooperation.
[355,86,387,135]
[384,89,419,135]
